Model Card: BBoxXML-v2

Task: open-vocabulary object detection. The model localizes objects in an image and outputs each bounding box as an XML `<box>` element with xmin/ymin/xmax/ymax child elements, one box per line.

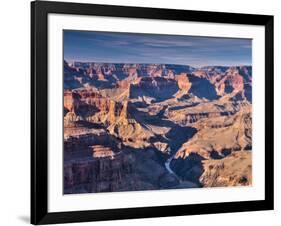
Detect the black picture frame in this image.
<box><xmin>31</xmin><ymin>0</ymin><xmax>274</xmax><ymax>224</ymax></box>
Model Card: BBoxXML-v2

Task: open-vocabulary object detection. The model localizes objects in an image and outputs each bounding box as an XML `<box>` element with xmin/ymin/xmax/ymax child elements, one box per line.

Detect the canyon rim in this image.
<box><xmin>63</xmin><ymin>30</ymin><xmax>252</xmax><ymax>194</ymax></box>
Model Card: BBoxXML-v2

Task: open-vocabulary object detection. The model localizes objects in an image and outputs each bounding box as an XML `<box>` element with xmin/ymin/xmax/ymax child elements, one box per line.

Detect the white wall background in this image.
<box><xmin>0</xmin><ymin>0</ymin><xmax>279</xmax><ymax>225</ymax></box>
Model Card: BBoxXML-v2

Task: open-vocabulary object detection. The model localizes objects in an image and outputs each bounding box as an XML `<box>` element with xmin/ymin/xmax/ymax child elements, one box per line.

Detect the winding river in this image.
<box><xmin>164</xmin><ymin>154</ymin><xmax>181</xmax><ymax>181</ymax></box>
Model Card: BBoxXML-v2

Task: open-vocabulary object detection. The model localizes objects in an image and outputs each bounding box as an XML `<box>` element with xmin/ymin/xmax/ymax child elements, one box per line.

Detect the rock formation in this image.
<box><xmin>200</xmin><ymin>151</ymin><xmax>252</xmax><ymax>187</ymax></box>
<box><xmin>63</xmin><ymin>60</ymin><xmax>252</xmax><ymax>194</ymax></box>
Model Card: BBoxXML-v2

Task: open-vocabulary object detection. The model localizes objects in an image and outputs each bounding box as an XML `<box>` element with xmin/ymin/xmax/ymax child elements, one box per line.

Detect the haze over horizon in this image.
<box><xmin>64</xmin><ymin>30</ymin><xmax>252</xmax><ymax>67</ymax></box>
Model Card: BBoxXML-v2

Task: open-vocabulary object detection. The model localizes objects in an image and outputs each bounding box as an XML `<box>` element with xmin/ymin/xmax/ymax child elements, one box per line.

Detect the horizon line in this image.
<box><xmin>64</xmin><ymin>59</ymin><xmax>252</xmax><ymax>68</ymax></box>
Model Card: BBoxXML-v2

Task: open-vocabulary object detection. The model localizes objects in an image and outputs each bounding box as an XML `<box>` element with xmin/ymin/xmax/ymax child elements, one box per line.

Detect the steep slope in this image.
<box><xmin>200</xmin><ymin>151</ymin><xmax>252</xmax><ymax>187</ymax></box>
<box><xmin>170</xmin><ymin>102</ymin><xmax>251</xmax><ymax>184</ymax></box>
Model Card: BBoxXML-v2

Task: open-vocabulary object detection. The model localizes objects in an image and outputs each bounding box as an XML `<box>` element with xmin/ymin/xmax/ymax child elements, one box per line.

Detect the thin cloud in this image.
<box><xmin>64</xmin><ymin>30</ymin><xmax>252</xmax><ymax>67</ymax></box>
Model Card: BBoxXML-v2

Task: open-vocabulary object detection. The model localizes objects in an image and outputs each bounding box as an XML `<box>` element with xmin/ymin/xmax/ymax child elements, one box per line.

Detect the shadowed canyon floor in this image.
<box><xmin>63</xmin><ymin>62</ymin><xmax>252</xmax><ymax>194</ymax></box>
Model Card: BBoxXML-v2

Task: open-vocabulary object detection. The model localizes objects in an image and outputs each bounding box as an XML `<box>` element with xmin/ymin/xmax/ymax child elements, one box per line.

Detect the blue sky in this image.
<box><xmin>64</xmin><ymin>30</ymin><xmax>252</xmax><ymax>67</ymax></box>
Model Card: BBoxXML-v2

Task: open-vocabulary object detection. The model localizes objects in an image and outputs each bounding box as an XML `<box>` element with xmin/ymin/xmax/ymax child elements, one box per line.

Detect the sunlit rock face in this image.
<box><xmin>64</xmin><ymin>61</ymin><xmax>252</xmax><ymax>194</ymax></box>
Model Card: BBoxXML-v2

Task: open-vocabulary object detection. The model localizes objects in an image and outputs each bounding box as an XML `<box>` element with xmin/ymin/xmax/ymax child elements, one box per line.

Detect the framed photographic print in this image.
<box><xmin>31</xmin><ymin>0</ymin><xmax>274</xmax><ymax>224</ymax></box>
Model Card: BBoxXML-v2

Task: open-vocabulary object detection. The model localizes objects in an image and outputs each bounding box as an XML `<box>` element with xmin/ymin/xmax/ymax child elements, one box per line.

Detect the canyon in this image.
<box><xmin>63</xmin><ymin>61</ymin><xmax>252</xmax><ymax>194</ymax></box>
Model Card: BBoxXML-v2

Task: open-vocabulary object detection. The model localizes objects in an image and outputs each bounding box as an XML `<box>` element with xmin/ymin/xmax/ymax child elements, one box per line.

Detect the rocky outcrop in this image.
<box><xmin>175</xmin><ymin>73</ymin><xmax>192</xmax><ymax>92</ymax></box>
<box><xmin>188</xmin><ymin>75</ymin><xmax>218</xmax><ymax>100</ymax></box>
<box><xmin>166</xmin><ymin>100</ymin><xmax>242</xmax><ymax>126</ymax></box>
<box><xmin>174</xmin><ymin>104</ymin><xmax>251</xmax><ymax>158</ymax></box>
<box><xmin>117</xmin><ymin>80</ymin><xmax>130</xmax><ymax>89</ymax></box>
<box><xmin>199</xmin><ymin>151</ymin><xmax>252</xmax><ymax>187</ymax></box>
<box><xmin>64</xmin><ymin>91</ymin><xmax>82</xmax><ymax>113</ymax></box>
<box><xmin>216</xmin><ymin>70</ymin><xmax>244</xmax><ymax>96</ymax></box>
<box><xmin>107</xmin><ymin>102</ymin><xmax>154</xmax><ymax>149</ymax></box>
<box><xmin>153</xmin><ymin>142</ymin><xmax>170</xmax><ymax>153</ymax></box>
<box><xmin>170</xmin><ymin>103</ymin><xmax>251</xmax><ymax>182</ymax></box>
<box><xmin>192</xmin><ymin>69</ymin><xmax>207</xmax><ymax>78</ymax></box>
<box><xmin>64</xmin><ymin>149</ymin><xmax>180</xmax><ymax>193</ymax></box>
<box><xmin>64</xmin><ymin>62</ymin><xmax>251</xmax><ymax>102</ymax></box>
<box><xmin>91</xmin><ymin>145</ymin><xmax>115</xmax><ymax>159</ymax></box>
<box><xmin>64</xmin><ymin>91</ymin><xmax>100</xmax><ymax>126</ymax></box>
<box><xmin>64</xmin><ymin>128</ymin><xmax>121</xmax><ymax>153</ymax></box>
<box><xmin>64</xmin><ymin>152</ymin><xmax>136</xmax><ymax>193</ymax></box>
<box><xmin>130</xmin><ymin>76</ymin><xmax>179</xmax><ymax>101</ymax></box>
